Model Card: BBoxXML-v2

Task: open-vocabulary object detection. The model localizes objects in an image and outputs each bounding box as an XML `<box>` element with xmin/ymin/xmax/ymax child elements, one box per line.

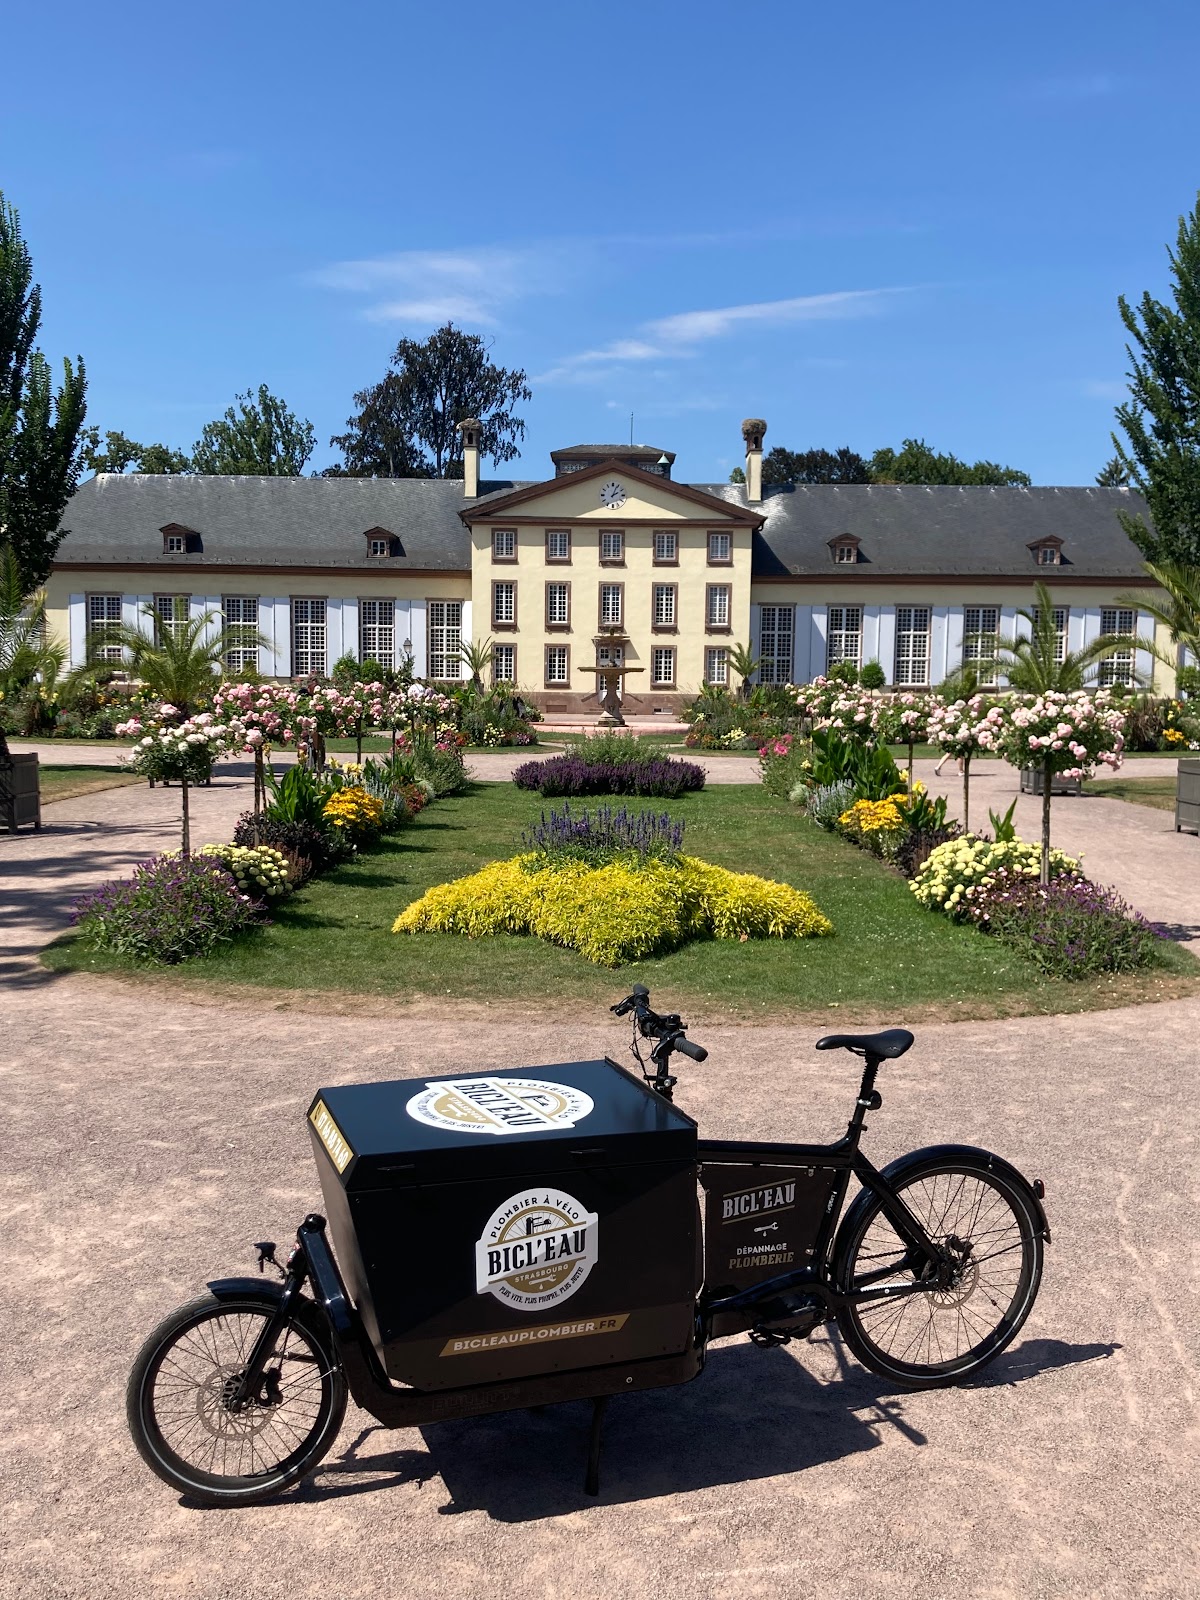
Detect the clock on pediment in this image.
<box><xmin>599</xmin><ymin>479</ymin><xmax>627</xmax><ymax>509</ymax></box>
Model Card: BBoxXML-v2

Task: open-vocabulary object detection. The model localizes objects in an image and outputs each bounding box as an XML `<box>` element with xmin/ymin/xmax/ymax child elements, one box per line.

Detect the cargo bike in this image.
<box><xmin>127</xmin><ymin>987</ymin><xmax>1050</xmax><ymax>1505</ymax></box>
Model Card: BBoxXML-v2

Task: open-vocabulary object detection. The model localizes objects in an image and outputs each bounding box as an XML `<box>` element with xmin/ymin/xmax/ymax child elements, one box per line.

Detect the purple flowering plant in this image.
<box><xmin>512</xmin><ymin>753</ymin><xmax>705</xmax><ymax>798</ymax></box>
<box><xmin>72</xmin><ymin>855</ymin><xmax>262</xmax><ymax>964</ymax></box>
<box><xmin>967</xmin><ymin>867</ymin><xmax>1162</xmax><ymax>979</ymax></box>
<box><xmin>521</xmin><ymin>803</ymin><xmax>685</xmax><ymax>866</ymax></box>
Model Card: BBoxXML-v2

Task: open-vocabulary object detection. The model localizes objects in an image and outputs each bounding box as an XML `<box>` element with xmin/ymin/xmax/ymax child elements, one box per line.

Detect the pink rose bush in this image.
<box><xmin>997</xmin><ymin>689</ymin><xmax>1125</xmax><ymax>782</ymax></box>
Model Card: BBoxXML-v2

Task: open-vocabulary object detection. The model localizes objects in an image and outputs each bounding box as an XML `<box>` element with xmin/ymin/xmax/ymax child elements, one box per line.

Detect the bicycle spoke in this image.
<box><xmin>846</xmin><ymin>1167</ymin><xmax>1037</xmax><ymax>1376</ymax></box>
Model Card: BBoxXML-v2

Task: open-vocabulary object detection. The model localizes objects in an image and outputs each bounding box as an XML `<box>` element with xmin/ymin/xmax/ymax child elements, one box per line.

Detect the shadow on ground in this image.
<box><xmin>265</xmin><ymin>1334</ymin><xmax>1119</xmax><ymax>1522</ymax></box>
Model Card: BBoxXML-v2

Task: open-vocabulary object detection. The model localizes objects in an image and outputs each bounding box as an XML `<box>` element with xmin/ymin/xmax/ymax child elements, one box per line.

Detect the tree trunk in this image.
<box><xmin>181</xmin><ymin>775</ymin><xmax>191</xmax><ymax>858</ymax></box>
<box><xmin>253</xmin><ymin>748</ymin><xmax>263</xmax><ymax>845</ymax></box>
<box><xmin>1041</xmin><ymin>757</ymin><xmax>1053</xmax><ymax>884</ymax></box>
<box><xmin>962</xmin><ymin>754</ymin><xmax>971</xmax><ymax>834</ymax></box>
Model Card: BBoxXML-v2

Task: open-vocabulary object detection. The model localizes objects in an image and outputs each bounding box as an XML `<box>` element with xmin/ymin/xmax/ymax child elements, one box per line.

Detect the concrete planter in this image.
<box><xmin>1176</xmin><ymin>758</ymin><xmax>1200</xmax><ymax>836</ymax></box>
<box><xmin>0</xmin><ymin>752</ymin><xmax>41</xmax><ymax>832</ymax></box>
<box><xmin>1020</xmin><ymin>766</ymin><xmax>1082</xmax><ymax>797</ymax></box>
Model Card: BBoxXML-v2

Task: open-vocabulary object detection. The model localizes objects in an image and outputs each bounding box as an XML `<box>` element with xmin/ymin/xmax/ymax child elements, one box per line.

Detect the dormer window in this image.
<box><xmin>1028</xmin><ymin>537</ymin><xmax>1064</xmax><ymax>567</ymax></box>
<box><xmin>363</xmin><ymin>526</ymin><xmax>398</xmax><ymax>558</ymax></box>
<box><xmin>160</xmin><ymin>522</ymin><xmax>200</xmax><ymax>554</ymax></box>
<box><xmin>829</xmin><ymin>535</ymin><xmax>861</xmax><ymax>565</ymax></box>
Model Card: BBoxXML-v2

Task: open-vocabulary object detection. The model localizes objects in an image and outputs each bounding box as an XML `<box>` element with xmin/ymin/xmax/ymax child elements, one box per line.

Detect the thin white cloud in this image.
<box><xmin>1079</xmin><ymin>379</ymin><xmax>1127</xmax><ymax>400</ymax></box>
<box><xmin>1025</xmin><ymin>72</ymin><xmax>1119</xmax><ymax>101</ymax></box>
<box><xmin>647</xmin><ymin>288</ymin><xmax>892</xmax><ymax>344</ymax></box>
<box><xmin>313</xmin><ymin>245</ymin><xmax>566</xmax><ymax>328</ymax></box>
<box><xmin>535</xmin><ymin>288</ymin><xmax>906</xmax><ymax>384</ymax></box>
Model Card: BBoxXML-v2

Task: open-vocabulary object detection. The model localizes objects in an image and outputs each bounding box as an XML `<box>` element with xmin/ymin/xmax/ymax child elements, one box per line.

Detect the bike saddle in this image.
<box><xmin>814</xmin><ymin>1028</ymin><xmax>914</xmax><ymax>1060</ymax></box>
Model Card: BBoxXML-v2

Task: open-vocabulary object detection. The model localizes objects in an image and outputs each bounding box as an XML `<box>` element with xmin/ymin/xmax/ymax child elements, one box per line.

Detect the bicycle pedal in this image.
<box><xmin>749</xmin><ymin>1326</ymin><xmax>794</xmax><ymax>1349</ymax></box>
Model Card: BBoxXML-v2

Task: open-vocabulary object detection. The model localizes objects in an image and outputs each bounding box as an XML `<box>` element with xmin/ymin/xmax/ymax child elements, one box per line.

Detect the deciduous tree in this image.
<box><xmin>764</xmin><ymin>446</ymin><xmax>871</xmax><ymax>484</ymax></box>
<box><xmin>191</xmin><ymin>386</ymin><xmax>315</xmax><ymax>475</ymax></box>
<box><xmin>869</xmin><ymin>438</ymin><xmax>1031</xmax><ymax>487</ymax></box>
<box><xmin>330</xmin><ymin>323</ymin><xmax>531</xmax><ymax>478</ymax></box>
<box><xmin>81</xmin><ymin>427</ymin><xmax>192</xmax><ymax>475</ymax></box>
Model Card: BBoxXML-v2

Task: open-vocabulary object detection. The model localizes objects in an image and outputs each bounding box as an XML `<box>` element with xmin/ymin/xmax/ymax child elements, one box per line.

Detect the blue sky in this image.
<box><xmin>5</xmin><ymin>0</ymin><xmax>1200</xmax><ymax>485</ymax></box>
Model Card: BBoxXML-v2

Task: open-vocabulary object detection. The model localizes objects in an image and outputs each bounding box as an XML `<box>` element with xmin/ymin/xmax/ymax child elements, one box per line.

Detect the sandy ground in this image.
<box><xmin>1</xmin><ymin>981</ymin><xmax>1198</xmax><ymax>1600</ymax></box>
<box><xmin>2</xmin><ymin>755</ymin><xmax>1199</xmax><ymax>1599</ymax></box>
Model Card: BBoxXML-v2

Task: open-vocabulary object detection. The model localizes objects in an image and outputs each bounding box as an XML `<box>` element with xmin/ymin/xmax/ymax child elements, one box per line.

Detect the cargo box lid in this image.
<box><xmin>308</xmin><ymin>1057</ymin><xmax>696</xmax><ymax>1190</ymax></box>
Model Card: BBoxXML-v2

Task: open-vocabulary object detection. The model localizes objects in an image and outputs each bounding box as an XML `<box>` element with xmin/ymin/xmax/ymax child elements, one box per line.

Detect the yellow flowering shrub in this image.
<box><xmin>393</xmin><ymin>853</ymin><xmax>832</xmax><ymax>966</ymax></box>
<box><xmin>323</xmin><ymin>785</ymin><xmax>384</xmax><ymax>838</ymax></box>
<box><xmin>679</xmin><ymin>858</ymin><xmax>832</xmax><ymax>941</ymax></box>
<box><xmin>910</xmin><ymin>836</ymin><xmax>1080</xmax><ymax>920</ymax></box>
<box><xmin>836</xmin><ymin>791</ymin><xmax>910</xmax><ymax>857</ymax></box>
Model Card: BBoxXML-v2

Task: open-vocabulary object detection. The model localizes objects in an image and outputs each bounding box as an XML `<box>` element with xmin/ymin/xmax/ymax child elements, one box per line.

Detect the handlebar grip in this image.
<box><xmin>676</xmin><ymin>1037</ymin><xmax>707</xmax><ymax>1062</ymax></box>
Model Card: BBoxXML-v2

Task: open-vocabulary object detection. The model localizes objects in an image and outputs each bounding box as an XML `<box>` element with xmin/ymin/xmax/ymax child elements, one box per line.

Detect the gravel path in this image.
<box><xmin>3</xmin><ymin>748</ymin><xmax>1200</xmax><ymax>1596</ymax></box>
<box><xmin>1</xmin><ymin>978</ymin><xmax>1198</xmax><ymax>1600</ymax></box>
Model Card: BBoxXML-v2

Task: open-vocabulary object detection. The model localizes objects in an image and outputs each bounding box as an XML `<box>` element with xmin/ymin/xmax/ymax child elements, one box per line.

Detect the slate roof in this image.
<box><xmin>55</xmin><ymin>473</ymin><xmax>1152</xmax><ymax>581</ymax></box>
<box><xmin>692</xmin><ymin>482</ymin><xmax>1151</xmax><ymax>579</ymax></box>
<box><xmin>54</xmin><ymin>473</ymin><xmax>519</xmax><ymax>570</ymax></box>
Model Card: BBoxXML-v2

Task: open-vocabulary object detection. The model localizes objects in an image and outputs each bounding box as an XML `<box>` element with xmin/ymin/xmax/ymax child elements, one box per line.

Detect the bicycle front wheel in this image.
<box><xmin>127</xmin><ymin>1292</ymin><xmax>347</xmax><ymax>1506</ymax></box>
<box><xmin>834</xmin><ymin>1154</ymin><xmax>1043</xmax><ymax>1388</ymax></box>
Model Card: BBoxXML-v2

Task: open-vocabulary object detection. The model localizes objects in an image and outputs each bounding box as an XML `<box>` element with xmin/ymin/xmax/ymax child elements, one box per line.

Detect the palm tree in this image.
<box><xmin>936</xmin><ymin>661</ymin><xmax>983</xmax><ymax>701</ymax></box>
<box><xmin>1115</xmin><ymin>559</ymin><xmax>1200</xmax><ymax>682</ymax></box>
<box><xmin>979</xmin><ymin>583</ymin><xmax>1130</xmax><ymax>693</ymax></box>
<box><xmin>0</xmin><ymin>544</ymin><xmax>66</xmax><ymax>699</ymax></box>
<box><xmin>980</xmin><ymin>583</ymin><xmax>1130</xmax><ymax>880</ymax></box>
<box><xmin>728</xmin><ymin>642</ymin><xmax>760</xmax><ymax>703</ymax></box>
<box><xmin>457</xmin><ymin>636</ymin><xmax>494</xmax><ymax>692</ymax></box>
<box><xmin>92</xmin><ymin>601</ymin><xmax>264</xmax><ymax>713</ymax></box>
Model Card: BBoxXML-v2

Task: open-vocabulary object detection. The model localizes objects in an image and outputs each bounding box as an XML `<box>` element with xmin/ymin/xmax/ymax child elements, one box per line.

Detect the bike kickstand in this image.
<box><xmin>584</xmin><ymin>1395</ymin><xmax>608</xmax><ymax>1497</ymax></box>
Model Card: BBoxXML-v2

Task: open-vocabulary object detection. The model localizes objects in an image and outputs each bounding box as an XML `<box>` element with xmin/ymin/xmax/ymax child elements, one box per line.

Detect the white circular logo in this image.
<box><xmin>405</xmin><ymin>1077</ymin><xmax>593</xmax><ymax>1138</ymax></box>
<box><xmin>475</xmin><ymin>1188</ymin><xmax>599</xmax><ymax>1311</ymax></box>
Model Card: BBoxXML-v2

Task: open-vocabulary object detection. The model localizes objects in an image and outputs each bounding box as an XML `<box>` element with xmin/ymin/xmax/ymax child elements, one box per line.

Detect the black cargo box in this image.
<box><xmin>307</xmin><ymin>1058</ymin><xmax>699</xmax><ymax>1390</ymax></box>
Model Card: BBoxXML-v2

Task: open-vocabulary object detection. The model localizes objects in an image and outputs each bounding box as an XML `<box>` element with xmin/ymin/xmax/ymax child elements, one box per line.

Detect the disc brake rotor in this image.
<box><xmin>194</xmin><ymin>1368</ymin><xmax>280</xmax><ymax>1437</ymax></box>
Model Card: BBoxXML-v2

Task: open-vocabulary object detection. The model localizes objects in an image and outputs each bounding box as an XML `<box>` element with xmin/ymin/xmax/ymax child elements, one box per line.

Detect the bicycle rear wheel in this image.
<box><xmin>127</xmin><ymin>1292</ymin><xmax>347</xmax><ymax>1506</ymax></box>
<box><xmin>834</xmin><ymin>1154</ymin><xmax>1043</xmax><ymax>1388</ymax></box>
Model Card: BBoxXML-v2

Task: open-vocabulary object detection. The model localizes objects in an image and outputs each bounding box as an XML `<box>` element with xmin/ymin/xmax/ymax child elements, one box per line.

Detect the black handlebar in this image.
<box><xmin>611</xmin><ymin>987</ymin><xmax>706</xmax><ymax>1089</ymax></box>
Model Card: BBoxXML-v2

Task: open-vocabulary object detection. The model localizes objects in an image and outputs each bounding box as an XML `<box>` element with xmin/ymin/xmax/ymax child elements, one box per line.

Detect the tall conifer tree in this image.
<box><xmin>0</xmin><ymin>192</ymin><xmax>88</xmax><ymax>591</ymax></box>
<box><xmin>1113</xmin><ymin>194</ymin><xmax>1200</xmax><ymax>564</ymax></box>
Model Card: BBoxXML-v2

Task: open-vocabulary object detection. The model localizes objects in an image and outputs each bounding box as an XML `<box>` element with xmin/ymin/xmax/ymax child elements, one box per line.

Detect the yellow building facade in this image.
<box><xmin>43</xmin><ymin>418</ymin><xmax>1174</xmax><ymax>706</ymax></box>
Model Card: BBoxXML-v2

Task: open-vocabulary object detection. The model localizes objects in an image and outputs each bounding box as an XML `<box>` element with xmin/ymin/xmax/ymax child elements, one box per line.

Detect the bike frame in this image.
<box><xmin>221</xmin><ymin>1046</ymin><xmax>950</xmax><ymax>1427</ymax></box>
<box><xmin>699</xmin><ymin>1049</ymin><xmax>946</xmax><ymax>1334</ymax></box>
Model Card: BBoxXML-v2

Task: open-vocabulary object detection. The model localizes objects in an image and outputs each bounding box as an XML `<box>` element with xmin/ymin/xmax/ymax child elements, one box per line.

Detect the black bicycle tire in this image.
<box><xmin>126</xmin><ymin>1292</ymin><xmax>347</xmax><ymax>1506</ymax></box>
<box><xmin>833</xmin><ymin>1154</ymin><xmax>1043</xmax><ymax>1389</ymax></box>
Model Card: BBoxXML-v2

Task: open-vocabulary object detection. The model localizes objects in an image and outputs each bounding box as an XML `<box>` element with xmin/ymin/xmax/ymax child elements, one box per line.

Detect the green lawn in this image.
<box><xmin>43</xmin><ymin>783</ymin><xmax>1198</xmax><ymax>1019</ymax></box>
<box><xmin>39</xmin><ymin>764</ymin><xmax>143</xmax><ymax>802</ymax></box>
<box><xmin>1085</xmin><ymin>775</ymin><xmax>1177</xmax><ymax>812</ymax></box>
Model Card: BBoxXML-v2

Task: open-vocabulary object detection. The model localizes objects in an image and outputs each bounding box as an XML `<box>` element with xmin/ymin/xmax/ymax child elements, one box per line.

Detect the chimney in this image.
<box><xmin>742</xmin><ymin>417</ymin><xmax>766</xmax><ymax>503</ymax></box>
<box><xmin>457</xmin><ymin>417</ymin><xmax>481</xmax><ymax>497</ymax></box>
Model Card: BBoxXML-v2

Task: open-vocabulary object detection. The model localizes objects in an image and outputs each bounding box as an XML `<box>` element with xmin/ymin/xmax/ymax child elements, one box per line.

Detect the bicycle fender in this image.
<box><xmin>833</xmin><ymin>1142</ymin><xmax>1051</xmax><ymax>1284</ymax></box>
<box><xmin>205</xmin><ymin>1276</ymin><xmax>285</xmax><ymax>1302</ymax></box>
<box><xmin>203</xmin><ymin>1276</ymin><xmax>340</xmax><ymax>1339</ymax></box>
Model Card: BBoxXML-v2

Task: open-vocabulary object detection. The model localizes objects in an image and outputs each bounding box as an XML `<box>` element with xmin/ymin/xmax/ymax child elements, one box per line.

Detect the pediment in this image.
<box><xmin>462</xmin><ymin>458</ymin><xmax>762</xmax><ymax>526</ymax></box>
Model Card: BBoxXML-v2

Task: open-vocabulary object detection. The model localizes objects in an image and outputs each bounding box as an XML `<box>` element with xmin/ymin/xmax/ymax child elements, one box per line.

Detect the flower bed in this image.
<box><xmin>395</xmin><ymin>801</ymin><xmax>829</xmax><ymax>966</ymax></box>
<box><xmin>73</xmin><ymin>856</ymin><xmax>262</xmax><ymax>963</ymax></box>
<box><xmin>394</xmin><ymin>852</ymin><xmax>831</xmax><ymax>966</ymax></box>
<box><xmin>513</xmin><ymin>753</ymin><xmax>705</xmax><ymax>798</ymax></box>
<box><xmin>910</xmin><ymin>836</ymin><xmax>1080</xmax><ymax>920</ymax></box>
<box><xmin>194</xmin><ymin>843</ymin><xmax>294</xmax><ymax>900</ymax></box>
<box><xmin>966</xmin><ymin>870</ymin><xmax>1163</xmax><ymax>978</ymax></box>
